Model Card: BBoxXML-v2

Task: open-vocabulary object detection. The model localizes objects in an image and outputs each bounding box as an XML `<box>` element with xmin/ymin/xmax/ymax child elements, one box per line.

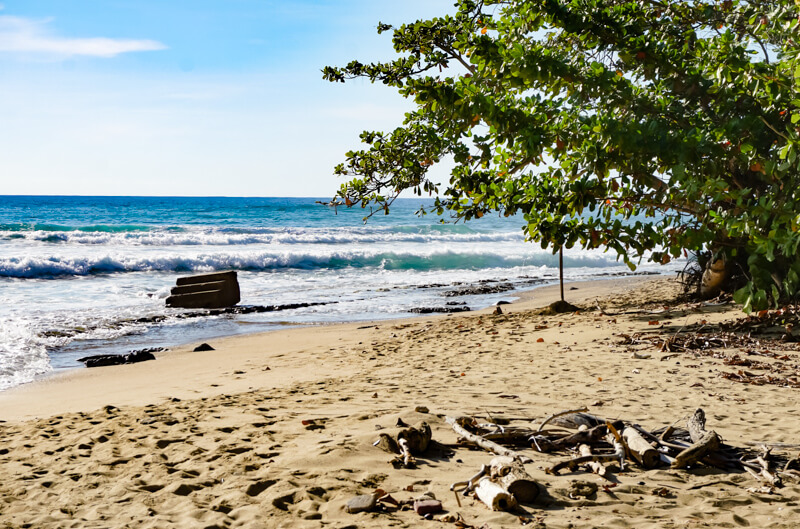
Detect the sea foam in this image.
<box><xmin>0</xmin><ymin>249</ymin><xmax>618</xmax><ymax>279</ymax></box>
<box><xmin>1</xmin><ymin>225</ymin><xmax>525</xmax><ymax>247</ymax></box>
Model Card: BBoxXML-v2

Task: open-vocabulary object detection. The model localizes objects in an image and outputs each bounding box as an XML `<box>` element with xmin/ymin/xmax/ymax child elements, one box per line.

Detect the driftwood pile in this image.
<box><xmin>356</xmin><ymin>407</ymin><xmax>798</xmax><ymax>520</ymax></box>
<box><xmin>445</xmin><ymin>407</ymin><xmax>798</xmax><ymax>510</ymax></box>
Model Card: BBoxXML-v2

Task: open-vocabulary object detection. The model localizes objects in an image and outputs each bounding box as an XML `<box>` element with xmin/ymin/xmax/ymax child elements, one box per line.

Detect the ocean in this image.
<box><xmin>0</xmin><ymin>195</ymin><xmax>679</xmax><ymax>390</ymax></box>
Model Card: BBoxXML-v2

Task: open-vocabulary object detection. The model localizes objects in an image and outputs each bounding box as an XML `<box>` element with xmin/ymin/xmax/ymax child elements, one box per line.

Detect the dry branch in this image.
<box><xmin>446</xmin><ymin>416</ymin><xmax>533</xmax><ymax>463</ymax></box>
<box><xmin>549</xmin><ymin>420</ymin><xmax>624</xmax><ymax>451</ymax></box>
<box><xmin>547</xmin><ymin>434</ymin><xmax>625</xmax><ymax>475</ymax></box>
<box><xmin>537</xmin><ymin>407</ymin><xmax>589</xmax><ymax>432</ymax></box>
<box><xmin>578</xmin><ymin>444</ymin><xmax>607</xmax><ymax>476</ymax></box>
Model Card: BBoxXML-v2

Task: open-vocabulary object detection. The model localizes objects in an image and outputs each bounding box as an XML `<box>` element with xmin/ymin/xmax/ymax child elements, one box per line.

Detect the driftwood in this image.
<box><xmin>547</xmin><ymin>431</ymin><xmax>626</xmax><ymax>475</ymax></box>
<box><xmin>606</xmin><ymin>431</ymin><xmax>627</xmax><ymax>471</ymax></box>
<box><xmin>446</xmin><ymin>416</ymin><xmax>533</xmax><ymax>463</ymax></box>
<box><xmin>548</xmin><ymin>420</ymin><xmax>624</xmax><ymax>451</ymax></box>
<box><xmin>373</xmin><ymin>422</ymin><xmax>432</xmax><ymax>468</ymax></box>
<box><xmin>450</xmin><ymin>465</ymin><xmax>488</xmax><ymax>497</ymax></box>
<box><xmin>476</xmin><ymin>423</ymin><xmax>546</xmax><ymax>444</ymax></box>
<box><xmin>537</xmin><ymin>407</ymin><xmax>589</xmax><ymax>432</ymax></box>
<box><xmin>623</xmin><ymin>427</ymin><xmax>661</xmax><ymax>469</ymax></box>
<box><xmin>450</xmin><ymin>457</ymin><xmax>537</xmax><ymax>511</ymax></box>
<box><xmin>488</xmin><ymin>456</ymin><xmax>539</xmax><ymax>503</ymax></box>
<box><xmin>756</xmin><ymin>453</ymin><xmax>782</xmax><ymax>486</ymax></box>
<box><xmin>578</xmin><ymin>444</ymin><xmax>607</xmax><ymax>476</ymax></box>
<box><xmin>546</xmin><ymin>411</ymin><xmax>606</xmax><ymax>430</ymax></box>
<box><xmin>475</xmin><ymin>477</ymin><xmax>518</xmax><ymax>511</ymax></box>
<box><xmin>445</xmin><ymin>407</ymin><xmax>787</xmax><ymax>497</ymax></box>
<box><xmin>671</xmin><ymin>409</ymin><xmax>722</xmax><ymax>469</ymax></box>
<box><xmin>398</xmin><ymin>422</ymin><xmax>431</xmax><ymax>452</ymax></box>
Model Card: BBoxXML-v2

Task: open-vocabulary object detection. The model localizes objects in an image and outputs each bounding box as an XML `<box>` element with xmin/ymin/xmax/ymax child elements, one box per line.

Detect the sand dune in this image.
<box><xmin>2</xmin><ymin>277</ymin><xmax>800</xmax><ymax>528</ymax></box>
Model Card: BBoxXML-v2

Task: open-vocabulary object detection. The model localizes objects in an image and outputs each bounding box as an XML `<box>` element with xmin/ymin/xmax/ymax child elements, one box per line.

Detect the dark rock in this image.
<box><xmin>535</xmin><ymin>300</ymin><xmax>581</xmax><ymax>315</ymax></box>
<box><xmin>77</xmin><ymin>348</ymin><xmax>161</xmax><ymax>368</ymax></box>
<box><xmin>518</xmin><ymin>278</ymin><xmax>548</xmax><ymax>286</ymax></box>
<box><xmin>414</xmin><ymin>283</ymin><xmax>448</xmax><ymax>289</ymax></box>
<box><xmin>47</xmin><ymin>302</ymin><xmax>336</xmax><ymax>341</ymax></box>
<box><xmin>193</xmin><ymin>343</ymin><xmax>215</xmax><ymax>352</ymax></box>
<box><xmin>443</xmin><ymin>282</ymin><xmax>514</xmax><ymax>297</ymax></box>
<box><xmin>166</xmin><ymin>271</ymin><xmax>240</xmax><ymax>309</ymax></box>
<box><xmin>409</xmin><ymin>306</ymin><xmax>471</xmax><ymax>314</ymax></box>
<box><xmin>221</xmin><ymin>302</ymin><xmax>329</xmax><ymax>315</ymax></box>
<box><xmin>173</xmin><ymin>270</ymin><xmax>233</xmax><ymax>287</ymax></box>
<box><xmin>166</xmin><ymin>289</ymin><xmax>239</xmax><ymax>309</ymax></box>
<box><xmin>496</xmin><ymin>300</ymin><xmax>511</xmax><ymax>305</ymax></box>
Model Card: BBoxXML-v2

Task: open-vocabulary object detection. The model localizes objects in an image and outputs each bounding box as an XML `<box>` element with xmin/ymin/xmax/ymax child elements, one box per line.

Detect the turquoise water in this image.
<box><xmin>0</xmin><ymin>195</ymin><xmax>675</xmax><ymax>389</ymax></box>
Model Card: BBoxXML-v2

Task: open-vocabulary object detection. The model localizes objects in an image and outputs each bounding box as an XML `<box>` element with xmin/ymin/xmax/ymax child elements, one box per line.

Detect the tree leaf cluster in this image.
<box><xmin>324</xmin><ymin>0</ymin><xmax>800</xmax><ymax>311</ymax></box>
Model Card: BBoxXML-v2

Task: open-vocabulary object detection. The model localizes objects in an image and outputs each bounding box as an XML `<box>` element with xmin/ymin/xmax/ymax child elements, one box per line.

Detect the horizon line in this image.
<box><xmin>0</xmin><ymin>194</ymin><xmax>434</xmax><ymax>200</ymax></box>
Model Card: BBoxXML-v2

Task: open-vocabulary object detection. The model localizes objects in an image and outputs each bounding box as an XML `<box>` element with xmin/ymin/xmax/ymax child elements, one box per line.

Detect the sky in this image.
<box><xmin>0</xmin><ymin>0</ymin><xmax>455</xmax><ymax>197</ymax></box>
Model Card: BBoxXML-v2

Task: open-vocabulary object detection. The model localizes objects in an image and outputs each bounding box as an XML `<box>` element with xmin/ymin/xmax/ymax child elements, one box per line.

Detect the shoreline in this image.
<box><xmin>5</xmin><ymin>275</ymin><xmax>800</xmax><ymax>528</ymax></box>
<box><xmin>1</xmin><ymin>275</ymin><xmax>657</xmax><ymax>422</ymax></box>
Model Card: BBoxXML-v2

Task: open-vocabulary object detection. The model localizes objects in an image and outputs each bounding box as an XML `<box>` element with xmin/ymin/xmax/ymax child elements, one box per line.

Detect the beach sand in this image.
<box><xmin>2</xmin><ymin>276</ymin><xmax>799</xmax><ymax>528</ymax></box>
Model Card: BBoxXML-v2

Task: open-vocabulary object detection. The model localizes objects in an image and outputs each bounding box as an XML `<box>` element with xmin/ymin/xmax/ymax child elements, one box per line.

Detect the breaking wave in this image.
<box><xmin>0</xmin><ymin>225</ymin><xmax>524</xmax><ymax>246</ymax></box>
<box><xmin>0</xmin><ymin>250</ymin><xmax>617</xmax><ymax>279</ymax></box>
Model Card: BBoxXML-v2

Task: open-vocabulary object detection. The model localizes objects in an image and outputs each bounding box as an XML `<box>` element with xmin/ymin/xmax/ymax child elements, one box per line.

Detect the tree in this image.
<box><xmin>323</xmin><ymin>0</ymin><xmax>800</xmax><ymax>312</ymax></box>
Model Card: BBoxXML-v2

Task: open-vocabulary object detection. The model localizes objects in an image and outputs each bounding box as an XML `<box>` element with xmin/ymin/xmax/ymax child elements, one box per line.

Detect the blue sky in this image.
<box><xmin>0</xmin><ymin>1</ymin><xmax>454</xmax><ymax>196</ymax></box>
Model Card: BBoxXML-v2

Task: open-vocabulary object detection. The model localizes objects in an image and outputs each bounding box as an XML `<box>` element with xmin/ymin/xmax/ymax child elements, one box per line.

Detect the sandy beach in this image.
<box><xmin>2</xmin><ymin>276</ymin><xmax>799</xmax><ymax>528</ymax></box>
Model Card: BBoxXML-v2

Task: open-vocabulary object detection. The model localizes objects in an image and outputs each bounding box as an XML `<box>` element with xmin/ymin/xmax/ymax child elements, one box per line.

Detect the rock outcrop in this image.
<box><xmin>77</xmin><ymin>347</ymin><xmax>162</xmax><ymax>368</ymax></box>
<box><xmin>166</xmin><ymin>271</ymin><xmax>241</xmax><ymax>309</ymax></box>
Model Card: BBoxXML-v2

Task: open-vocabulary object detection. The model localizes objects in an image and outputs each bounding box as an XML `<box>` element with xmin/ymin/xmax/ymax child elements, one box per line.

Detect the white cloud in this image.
<box><xmin>0</xmin><ymin>15</ymin><xmax>166</xmax><ymax>58</ymax></box>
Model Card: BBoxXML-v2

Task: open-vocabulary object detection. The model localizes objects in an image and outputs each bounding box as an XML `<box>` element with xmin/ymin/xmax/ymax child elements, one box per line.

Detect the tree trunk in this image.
<box><xmin>700</xmin><ymin>258</ymin><xmax>728</xmax><ymax>299</ymax></box>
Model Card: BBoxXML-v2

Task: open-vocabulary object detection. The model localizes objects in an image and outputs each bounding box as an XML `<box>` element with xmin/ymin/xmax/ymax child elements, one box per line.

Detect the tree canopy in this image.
<box><xmin>323</xmin><ymin>0</ymin><xmax>800</xmax><ymax>312</ymax></box>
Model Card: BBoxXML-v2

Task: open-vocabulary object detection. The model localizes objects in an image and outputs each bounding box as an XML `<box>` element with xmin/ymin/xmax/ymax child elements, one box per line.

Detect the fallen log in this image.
<box><xmin>474</xmin><ymin>477</ymin><xmax>518</xmax><ymax>511</ymax></box>
<box><xmin>446</xmin><ymin>416</ymin><xmax>532</xmax><ymax>463</ymax></box>
<box><xmin>622</xmin><ymin>426</ymin><xmax>661</xmax><ymax>469</ymax></box>
<box><xmin>488</xmin><ymin>456</ymin><xmax>539</xmax><ymax>503</ymax></box>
